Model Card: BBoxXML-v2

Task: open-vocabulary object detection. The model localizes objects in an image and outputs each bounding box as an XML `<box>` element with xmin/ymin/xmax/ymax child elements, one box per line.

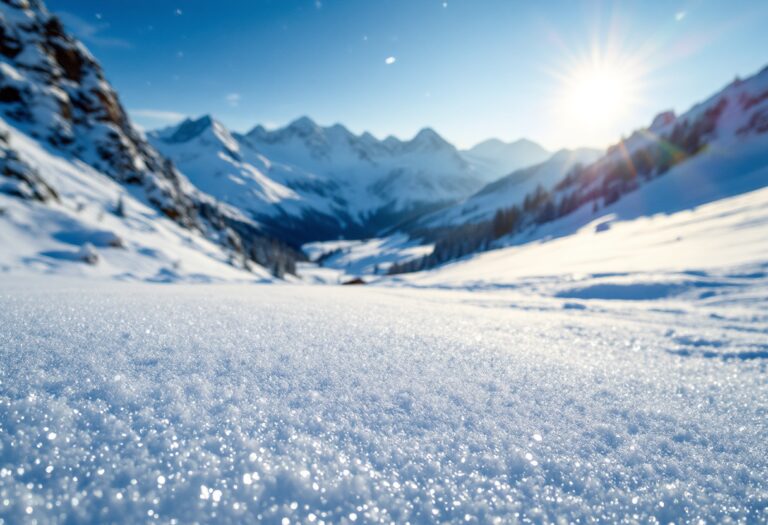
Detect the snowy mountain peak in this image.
<box><xmin>286</xmin><ymin>116</ymin><xmax>321</xmax><ymax>136</ymax></box>
<box><xmin>382</xmin><ymin>135</ymin><xmax>402</xmax><ymax>148</ymax></box>
<box><xmin>154</xmin><ymin>115</ymin><xmax>240</xmax><ymax>156</ymax></box>
<box><xmin>466</xmin><ymin>137</ymin><xmax>548</xmax><ymax>158</ymax></box>
<box><xmin>649</xmin><ymin>111</ymin><xmax>676</xmax><ymax>132</ymax></box>
<box><xmin>461</xmin><ymin>137</ymin><xmax>551</xmax><ymax>181</ymax></box>
<box><xmin>407</xmin><ymin>127</ymin><xmax>452</xmax><ymax>151</ymax></box>
<box><xmin>161</xmin><ymin>115</ymin><xmax>215</xmax><ymax>142</ymax></box>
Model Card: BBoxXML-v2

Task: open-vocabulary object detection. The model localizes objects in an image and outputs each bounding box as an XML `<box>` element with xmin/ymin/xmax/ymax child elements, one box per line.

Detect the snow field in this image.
<box><xmin>0</xmin><ymin>279</ymin><xmax>766</xmax><ymax>523</ymax></box>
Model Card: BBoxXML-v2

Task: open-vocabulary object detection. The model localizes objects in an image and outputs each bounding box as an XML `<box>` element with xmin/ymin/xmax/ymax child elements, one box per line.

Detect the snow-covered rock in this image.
<box><xmin>0</xmin><ymin>0</ymin><xmax>301</xmax><ymax>276</ymax></box>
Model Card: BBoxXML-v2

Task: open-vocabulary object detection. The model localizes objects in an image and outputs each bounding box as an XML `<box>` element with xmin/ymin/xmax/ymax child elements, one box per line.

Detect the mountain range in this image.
<box><xmin>1</xmin><ymin>0</ymin><xmax>767</xmax><ymax>282</ymax></box>
<box><xmin>149</xmin><ymin>115</ymin><xmax>554</xmax><ymax>244</ymax></box>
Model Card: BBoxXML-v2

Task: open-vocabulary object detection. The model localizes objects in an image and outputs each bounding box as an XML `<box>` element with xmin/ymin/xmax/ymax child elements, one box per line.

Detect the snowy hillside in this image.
<box><xmin>393</xmin><ymin>180</ymin><xmax>768</xmax><ymax>295</ymax></box>
<box><xmin>0</xmin><ymin>118</ymin><xmax>269</xmax><ymax>282</ymax></box>
<box><xmin>461</xmin><ymin>137</ymin><xmax>551</xmax><ymax>180</ymax></box>
<box><xmin>423</xmin><ymin>147</ymin><xmax>602</xmax><ymax>227</ymax></box>
<box><xmin>0</xmin><ymin>0</ymin><xmax>299</xmax><ymax>277</ymax></box>
<box><xmin>394</xmin><ymin>65</ymin><xmax>768</xmax><ymax>273</ymax></box>
<box><xmin>153</xmin><ymin>115</ymin><xmax>511</xmax><ymax>242</ymax></box>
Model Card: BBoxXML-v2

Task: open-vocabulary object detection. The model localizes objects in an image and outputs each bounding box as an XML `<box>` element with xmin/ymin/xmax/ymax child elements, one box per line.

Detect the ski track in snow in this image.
<box><xmin>0</xmin><ymin>278</ymin><xmax>766</xmax><ymax>524</ymax></box>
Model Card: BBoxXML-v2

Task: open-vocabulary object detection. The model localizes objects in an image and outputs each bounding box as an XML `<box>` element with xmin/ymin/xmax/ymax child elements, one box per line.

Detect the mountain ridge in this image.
<box><xmin>151</xmin><ymin>114</ymin><xmax>518</xmax><ymax>243</ymax></box>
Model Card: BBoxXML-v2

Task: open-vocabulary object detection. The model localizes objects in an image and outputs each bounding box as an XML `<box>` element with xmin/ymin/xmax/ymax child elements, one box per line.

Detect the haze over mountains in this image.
<box><xmin>461</xmin><ymin>138</ymin><xmax>552</xmax><ymax>180</ymax></box>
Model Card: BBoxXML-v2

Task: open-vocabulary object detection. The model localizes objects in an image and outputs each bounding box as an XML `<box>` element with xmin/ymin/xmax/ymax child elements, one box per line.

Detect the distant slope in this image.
<box><xmin>393</xmin><ymin>178</ymin><xmax>768</xmax><ymax>293</ymax></box>
<box><xmin>391</xmin><ymin>64</ymin><xmax>768</xmax><ymax>273</ymax></box>
<box><xmin>423</xmin><ymin>147</ymin><xmax>602</xmax><ymax>227</ymax></box>
<box><xmin>461</xmin><ymin>138</ymin><xmax>551</xmax><ymax>181</ymax></box>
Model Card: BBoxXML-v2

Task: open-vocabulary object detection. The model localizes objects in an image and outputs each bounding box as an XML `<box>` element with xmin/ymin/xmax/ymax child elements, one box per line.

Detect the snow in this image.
<box><xmin>149</xmin><ymin>116</ymin><xmax>326</xmax><ymax>218</ymax></box>
<box><xmin>460</xmin><ymin>138</ymin><xmax>551</xmax><ymax>181</ymax></box>
<box><xmin>156</xmin><ymin>116</ymin><xmax>489</xmax><ymax>222</ymax></box>
<box><xmin>2</xmin><ymin>145</ymin><xmax>766</xmax><ymax>521</ymax></box>
<box><xmin>0</xmin><ymin>5</ymin><xmax>766</xmax><ymax>521</ymax></box>
<box><xmin>151</xmin><ymin>116</ymin><xmax>496</xmax><ymax>239</ymax></box>
<box><xmin>427</xmin><ymin>147</ymin><xmax>603</xmax><ymax>227</ymax></box>
<box><xmin>301</xmin><ymin>234</ymin><xmax>433</xmax><ymax>282</ymax></box>
<box><xmin>0</xmin><ymin>271</ymin><xmax>765</xmax><ymax>523</ymax></box>
<box><xmin>393</xmin><ymin>183</ymin><xmax>768</xmax><ymax>297</ymax></box>
<box><xmin>0</xmin><ymin>118</ymin><xmax>267</xmax><ymax>283</ymax></box>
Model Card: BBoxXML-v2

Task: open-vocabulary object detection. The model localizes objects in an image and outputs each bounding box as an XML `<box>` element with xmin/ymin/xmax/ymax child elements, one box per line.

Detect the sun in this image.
<box><xmin>561</xmin><ymin>62</ymin><xmax>636</xmax><ymax>127</ymax></box>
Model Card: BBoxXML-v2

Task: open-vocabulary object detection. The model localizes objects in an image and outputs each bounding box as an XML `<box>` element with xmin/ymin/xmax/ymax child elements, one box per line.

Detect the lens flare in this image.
<box><xmin>562</xmin><ymin>63</ymin><xmax>635</xmax><ymax>125</ymax></box>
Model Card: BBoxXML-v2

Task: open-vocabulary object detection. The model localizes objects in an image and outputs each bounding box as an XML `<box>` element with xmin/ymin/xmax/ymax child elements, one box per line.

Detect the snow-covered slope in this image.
<box><xmin>148</xmin><ymin>116</ymin><xmax>348</xmax><ymax>239</ymax></box>
<box><xmin>153</xmin><ymin>116</ymin><xmax>499</xmax><ymax>242</ymax></box>
<box><xmin>424</xmin><ymin>147</ymin><xmax>602</xmax><ymax>227</ymax></box>
<box><xmin>461</xmin><ymin>137</ymin><xmax>551</xmax><ymax>181</ymax></box>
<box><xmin>395</xmin><ymin>64</ymin><xmax>768</xmax><ymax>273</ymax></box>
<box><xmin>0</xmin><ymin>0</ymin><xmax>299</xmax><ymax>277</ymax></box>
<box><xmin>0</xmin><ymin>118</ymin><xmax>268</xmax><ymax>282</ymax></box>
<box><xmin>551</xmin><ymin>65</ymin><xmax>768</xmax><ymax>217</ymax></box>
<box><xmin>393</xmin><ymin>179</ymin><xmax>768</xmax><ymax>295</ymax></box>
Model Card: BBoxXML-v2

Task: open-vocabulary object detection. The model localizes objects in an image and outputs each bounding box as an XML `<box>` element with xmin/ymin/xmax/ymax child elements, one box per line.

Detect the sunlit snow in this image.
<box><xmin>0</xmin><ymin>275</ymin><xmax>765</xmax><ymax>523</ymax></box>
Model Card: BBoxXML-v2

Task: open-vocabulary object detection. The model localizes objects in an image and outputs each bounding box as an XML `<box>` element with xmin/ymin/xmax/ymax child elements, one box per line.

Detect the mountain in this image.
<box><xmin>461</xmin><ymin>138</ymin><xmax>551</xmax><ymax>181</ymax></box>
<box><xmin>0</xmin><ymin>0</ymin><xmax>299</xmax><ymax>279</ymax></box>
<box><xmin>391</xmin><ymin>64</ymin><xmax>768</xmax><ymax>273</ymax></box>
<box><xmin>148</xmin><ymin>115</ymin><xmax>351</xmax><ymax>243</ymax></box>
<box><xmin>152</xmin><ymin>116</ymin><xmax>494</xmax><ymax>243</ymax></box>
<box><xmin>421</xmin><ymin>147</ymin><xmax>602</xmax><ymax>228</ymax></box>
<box><xmin>242</xmin><ymin>118</ymin><xmax>486</xmax><ymax>214</ymax></box>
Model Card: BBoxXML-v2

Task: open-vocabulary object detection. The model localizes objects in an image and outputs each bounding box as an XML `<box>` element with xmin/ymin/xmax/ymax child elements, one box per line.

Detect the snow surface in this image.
<box><xmin>0</xmin><ymin>270</ymin><xmax>766</xmax><ymax>524</ymax></box>
<box><xmin>1</xmin><ymin>169</ymin><xmax>767</xmax><ymax>523</ymax></box>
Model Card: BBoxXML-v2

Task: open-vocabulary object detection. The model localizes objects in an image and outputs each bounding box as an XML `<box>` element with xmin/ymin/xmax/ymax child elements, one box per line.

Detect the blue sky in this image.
<box><xmin>48</xmin><ymin>0</ymin><xmax>768</xmax><ymax>150</ymax></box>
